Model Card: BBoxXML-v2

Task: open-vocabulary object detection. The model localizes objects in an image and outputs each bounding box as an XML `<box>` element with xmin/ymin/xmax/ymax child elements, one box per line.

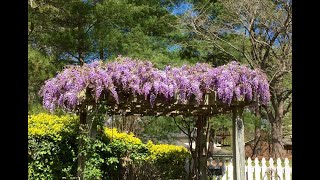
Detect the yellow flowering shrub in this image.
<box><xmin>28</xmin><ymin>113</ymin><xmax>79</xmax><ymax>179</ymax></box>
<box><xmin>103</xmin><ymin>129</ymin><xmax>190</xmax><ymax>179</ymax></box>
<box><xmin>146</xmin><ymin>140</ymin><xmax>190</xmax><ymax>179</ymax></box>
<box><xmin>147</xmin><ymin>140</ymin><xmax>189</xmax><ymax>160</ymax></box>
<box><xmin>28</xmin><ymin>113</ymin><xmax>78</xmax><ymax>140</ymax></box>
<box><xmin>104</xmin><ymin>128</ymin><xmax>142</xmax><ymax>145</ymax></box>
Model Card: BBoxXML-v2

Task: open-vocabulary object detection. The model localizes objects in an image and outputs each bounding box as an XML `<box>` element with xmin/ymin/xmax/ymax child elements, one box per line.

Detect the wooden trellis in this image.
<box><xmin>80</xmin><ymin>89</ymin><xmax>253</xmax><ymax>180</ymax></box>
<box><xmin>40</xmin><ymin>58</ymin><xmax>270</xmax><ymax>180</ymax></box>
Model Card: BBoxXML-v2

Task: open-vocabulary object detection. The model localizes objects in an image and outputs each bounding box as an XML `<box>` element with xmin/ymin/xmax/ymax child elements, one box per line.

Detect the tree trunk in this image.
<box><xmin>265</xmin><ymin>97</ymin><xmax>285</xmax><ymax>159</ymax></box>
<box><xmin>251</xmin><ymin>127</ymin><xmax>261</xmax><ymax>158</ymax></box>
<box><xmin>99</xmin><ymin>47</ymin><xmax>104</xmax><ymax>60</ymax></box>
<box><xmin>78</xmin><ymin>20</ymin><xmax>85</xmax><ymax>66</ymax></box>
<box><xmin>271</xmin><ymin>119</ymin><xmax>284</xmax><ymax>159</ymax></box>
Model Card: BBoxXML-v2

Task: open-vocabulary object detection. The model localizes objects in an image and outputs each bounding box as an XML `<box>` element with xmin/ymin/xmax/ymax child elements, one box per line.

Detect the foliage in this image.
<box><xmin>105</xmin><ymin>128</ymin><xmax>143</xmax><ymax>146</ymax></box>
<box><xmin>40</xmin><ymin>56</ymin><xmax>270</xmax><ymax>112</ymax></box>
<box><xmin>28</xmin><ymin>47</ymin><xmax>64</xmax><ymax>107</ymax></box>
<box><xmin>28</xmin><ymin>112</ymin><xmax>191</xmax><ymax>179</ymax></box>
<box><xmin>28</xmin><ymin>113</ymin><xmax>78</xmax><ymax>140</ymax></box>
<box><xmin>146</xmin><ymin>140</ymin><xmax>190</xmax><ymax>179</ymax></box>
<box><xmin>28</xmin><ymin>0</ymin><xmax>182</xmax><ymax>65</ymax></box>
<box><xmin>242</xmin><ymin>109</ymin><xmax>261</xmax><ymax>140</ymax></box>
<box><xmin>103</xmin><ymin>128</ymin><xmax>149</xmax><ymax>179</ymax></box>
<box><xmin>147</xmin><ymin>140</ymin><xmax>190</xmax><ymax>160</ymax></box>
<box><xmin>28</xmin><ymin>113</ymin><xmax>79</xmax><ymax>179</ymax></box>
<box><xmin>282</xmin><ymin>111</ymin><xmax>292</xmax><ymax>137</ymax></box>
<box><xmin>103</xmin><ymin>128</ymin><xmax>190</xmax><ymax>179</ymax></box>
<box><xmin>180</xmin><ymin>0</ymin><xmax>292</xmax><ymax>158</ymax></box>
<box><xmin>27</xmin><ymin>112</ymin><xmax>111</xmax><ymax>179</ymax></box>
<box><xmin>139</xmin><ymin>116</ymin><xmax>181</xmax><ymax>143</ymax></box>
<box><xmin>81</xmin><ymin>133</ymin><xmax>111</xmax><ymax>179</ymax></box>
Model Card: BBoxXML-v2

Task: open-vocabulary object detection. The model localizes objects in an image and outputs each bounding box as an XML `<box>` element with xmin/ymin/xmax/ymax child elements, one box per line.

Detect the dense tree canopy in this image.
<box><xmin>28</xmin><ymin>47</ymin><xmax>65</xmax><ymax>106</ymax></box>
<box><xmin>28</xmin><ymin>0</ymin><xmax>187</xmax><ymax>67</ymax></box>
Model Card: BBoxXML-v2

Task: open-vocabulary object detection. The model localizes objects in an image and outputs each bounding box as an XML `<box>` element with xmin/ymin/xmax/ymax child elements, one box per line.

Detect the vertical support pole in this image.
<box><xmin>196</xmin><ymin>116</ymin><xmax>208</xmax><ymax>180</ymax></box>
<box><xmin>77</xmin><ymin>88</ymin><xmax>92</xmax><ymax>180</ymax></box>
<box><xmin>77</xmin><ymin>108</ymin><xmax>87</xmax><ymax>180</ymax></box>
<box><xmin>232</xmin><ymin>106</ymin><xmax>245</xmax><ymax>180</ymax></box>
<box><xmin>208</xmin><ymin>127</ymin><xmax>215</xmax><ymax>158</ymax></box>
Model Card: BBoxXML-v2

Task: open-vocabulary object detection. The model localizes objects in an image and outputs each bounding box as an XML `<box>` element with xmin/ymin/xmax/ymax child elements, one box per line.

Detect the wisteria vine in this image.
<box><xmin>39</xmin><ymin>56</ymin><xmax>270</xmax><ymax>112</ymax></box>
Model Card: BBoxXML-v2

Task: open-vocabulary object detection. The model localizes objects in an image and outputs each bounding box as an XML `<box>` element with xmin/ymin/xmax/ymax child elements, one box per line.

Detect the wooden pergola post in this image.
<box><xmin>195</xmin><ymin>116</ymin><xmax>208</xmax><ymax>180</ymax></box>
<box><xmin>232</xmin><ymin>106</ymin><xmax>245</xmax><ymax>180</ymax></box>
<box><xmin>77</xmin><ymin>108</ymin><xmax>87</xmax><ymax>180</ymax></box>
<box><xmin>77</xmin><ymin>89</ymin><xmax>97</xmax><ymax>180</ymax></box>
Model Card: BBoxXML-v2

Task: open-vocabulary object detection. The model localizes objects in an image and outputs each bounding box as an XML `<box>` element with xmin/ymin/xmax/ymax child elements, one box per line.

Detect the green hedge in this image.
<box><xmin>28</xmin><ymin>113</ymin><xmax>190</xmax><ymax>179</ymax></box>
<box><xmin>28</xmin><ymin>113</ymin><xmax>79</xmax><ymax>179</ymax></box>
<box><xmin>104</xmin><ymin>128</ymin><xmax>190</xmax><ymax>179</ymax></box>
<box><xmin>146</xmin><ymin>141</ymin><xmax>190</xmax><ymax>179</ymax></box>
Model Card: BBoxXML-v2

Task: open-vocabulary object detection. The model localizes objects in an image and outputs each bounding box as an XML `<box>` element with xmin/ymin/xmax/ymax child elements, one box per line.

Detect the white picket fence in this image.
<box><xmin>210</xmin><ymin>157</ymin><xmax>292</xmax><ymax>180</ymax></box>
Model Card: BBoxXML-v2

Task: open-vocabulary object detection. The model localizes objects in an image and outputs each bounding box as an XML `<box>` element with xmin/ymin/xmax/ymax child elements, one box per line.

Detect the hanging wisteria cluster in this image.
<box><xmin>39</xmin><ymin>56</ymin><xmax>270</xmax><ymax>112</ymax></box>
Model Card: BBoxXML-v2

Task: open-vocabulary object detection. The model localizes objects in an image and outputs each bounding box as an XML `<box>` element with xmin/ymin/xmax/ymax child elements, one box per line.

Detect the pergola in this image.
<box><xmin>40</xmin><ymin>56</ymin><xmax>270</xmax><ymax>180</ymax></box>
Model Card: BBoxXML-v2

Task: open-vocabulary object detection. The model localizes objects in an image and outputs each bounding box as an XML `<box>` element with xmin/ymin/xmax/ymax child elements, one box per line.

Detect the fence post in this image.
<box><xmin>227</xmin><ymin>161</ymin><xmax>233</xmax><ymax>180</ymax></box>
<box><xmin>221</xmin><ymin>159</ymin><xmax>227</xmax><ymax>180</ymax></box>
<box><xmin>261</xmin><ymin>158</ymin><xmax>267</xmax><ymax>179</ymax></box>
<box><xmin>254</xmin><ymin>158</ymin><xmax>261</xmax><ymax>180</ymax></box>
<box><xmin>247</xmin><ymin>157</ymin><xmax>253</xmax><ymax>180</ymax></box>
<box><xmin>284</xmin><ymin>158</ymin><xmax>291</xmax><ymax>180</ymax></box>
<box><xmin>269</xmin><ymin>158</ymin><xmax>275</xmax><ymax>179</ymax></box>
<box><xmin>276</xmin><ymin>158</ymin><xmax>283</xmax><ymax>180</ymax></box>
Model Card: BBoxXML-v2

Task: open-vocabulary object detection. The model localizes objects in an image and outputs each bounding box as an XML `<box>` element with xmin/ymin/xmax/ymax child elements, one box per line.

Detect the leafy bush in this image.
<box><xmin>146</xmin><ymin>140</ymin><xmax>190</xmax><ymax>179</ymax></box>
<box><xmin>28</xmin><ymin>113</ymin><xmax>78</xmax><ymax>140</ymax></box>
<box><xmin>28</xmin><ymin>113</ymin><xmax>79</xmax><ymax>179</ymax></box>
<box><xmin>104</xmin><ymin>128</ymin><xmax>149</xmax><ymax>179</ymax></box>
<box><xmin>104</xmin><ymin>128</ymin><xmax>190</xmax><ymax>179</ymax></box>
<box><xmin>105</xmin><ymin>128</ymin><xmax>143</xmax><ymax>145</ymax></box>
<box><xmin>28</xmin><ymin>113</ymin><xmax>190</xmax><ymax>180</ymax></box>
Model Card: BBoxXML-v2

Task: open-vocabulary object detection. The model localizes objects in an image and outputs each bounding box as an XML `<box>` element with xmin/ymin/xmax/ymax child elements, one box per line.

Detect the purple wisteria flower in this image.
<box><xmin>39</xmin><ymin>56</ymin><xmax>270</xmax><ymax>111</ymax></box>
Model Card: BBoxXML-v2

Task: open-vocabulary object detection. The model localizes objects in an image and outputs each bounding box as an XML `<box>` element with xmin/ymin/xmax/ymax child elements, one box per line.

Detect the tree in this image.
<box><xmin>28</xmin><ymin>0</ymin><xmax>95</xmax><ymax>65</ymax></box>
<box><xmin>180</xmin><ymin>0</ymin><xmax>292</xmax><ymax>158</ymax></box>
<box><xmin>28</xmin><ymin>46</ymin><xmax>64</xmax><ymax>109</ymax></box>
<box><xmin>28</xmin><ymin>0</ymin><xmax>185</xmax><ymax>67</ymax></box>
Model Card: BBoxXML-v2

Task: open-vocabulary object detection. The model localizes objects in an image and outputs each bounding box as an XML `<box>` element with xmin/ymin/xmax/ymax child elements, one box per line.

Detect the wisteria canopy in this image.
<box><xmin>40</xmin><ymin>56</ymin><xmax>270</xmax><ymax>116</ymax></box>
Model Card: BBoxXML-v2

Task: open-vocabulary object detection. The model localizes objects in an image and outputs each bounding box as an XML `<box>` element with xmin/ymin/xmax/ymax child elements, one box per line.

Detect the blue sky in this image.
<box><xmin>168</xmin><ymin>2</ymin><xmax>192</xmax><ymax>15</ymax></box>
<box><xmin>166</xmin><ymin>2</ymin><xmax>193</xmax><ymax>52</ymax></box>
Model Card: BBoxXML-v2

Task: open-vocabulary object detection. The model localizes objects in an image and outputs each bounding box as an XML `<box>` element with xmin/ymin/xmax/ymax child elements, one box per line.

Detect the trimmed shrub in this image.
<box><xmin>28</xmin><ymin>113</ymin><xmax>78</xmax><ymax>179</ymax></box>
<box><xmin>103</xmin><ymin>128</ymin><xmax>149</xmax><ymax>179</ymax></box>
<box><xmin>28</xmin><ymin>113</ymin><xmax>190</xmax><ymax>180</ymax></box>
<box><xmin>147</xmin><ymin>141</ymin><xmax>190</xmax><ymax>179</ymax></box>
